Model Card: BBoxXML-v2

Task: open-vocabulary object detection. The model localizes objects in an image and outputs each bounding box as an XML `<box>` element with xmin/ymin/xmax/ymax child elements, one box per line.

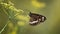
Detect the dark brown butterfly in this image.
<box><xmin>29</xmin><ymin>12</ymin><xmax>46</xmax><ymax>25</ymax></box>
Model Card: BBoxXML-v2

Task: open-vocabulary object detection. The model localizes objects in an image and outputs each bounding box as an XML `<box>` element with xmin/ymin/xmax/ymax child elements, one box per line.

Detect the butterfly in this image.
<box><xmin>29</xmin><ymin>12</ymin><xmax>46</xmax><ymax>25</ymax></box>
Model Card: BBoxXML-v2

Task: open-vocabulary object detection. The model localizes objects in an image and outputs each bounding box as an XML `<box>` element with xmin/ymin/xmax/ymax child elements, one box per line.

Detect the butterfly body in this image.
<box><xmin>29</xmin><ymin>12</ymin><xmax>46</xmax><ymax>25</ymax></box>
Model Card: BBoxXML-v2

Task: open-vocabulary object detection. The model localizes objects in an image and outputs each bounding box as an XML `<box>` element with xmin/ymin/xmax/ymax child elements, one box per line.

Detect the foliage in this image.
<box><xmin>0</xmin><ymin>0</ymin><xmax>29</xmax><ymax>34</ymax></box>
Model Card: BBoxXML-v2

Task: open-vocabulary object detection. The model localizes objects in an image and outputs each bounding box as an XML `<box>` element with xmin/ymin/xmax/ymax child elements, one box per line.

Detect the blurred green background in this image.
<box><xmin>0</xmin><ymin>0</ymin><xmax>60</xmax><ymax>34</ymax></box>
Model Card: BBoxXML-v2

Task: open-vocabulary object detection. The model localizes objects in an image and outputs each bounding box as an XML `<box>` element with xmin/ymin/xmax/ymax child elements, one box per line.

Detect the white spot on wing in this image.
<box><xmin>29</xmin><ymin>20</ymin><xmax>38</xmax><ymax>24</ymax></box>
<box><xmin>42</xmin><ymin>17</ymin><xmax>44</xmax><ymax>21</ymax></box>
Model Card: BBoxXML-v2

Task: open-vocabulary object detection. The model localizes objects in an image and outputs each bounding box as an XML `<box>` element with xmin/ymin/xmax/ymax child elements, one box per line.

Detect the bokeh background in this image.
<box><xmin>0</xmin><ymin>0</ymin><xmax>60</xmax><ymax>34</ymax></box>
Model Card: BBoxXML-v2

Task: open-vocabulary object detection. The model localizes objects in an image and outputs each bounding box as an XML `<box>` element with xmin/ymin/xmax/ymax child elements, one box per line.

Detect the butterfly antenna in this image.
<box><xmin>30</xmin><ymin>12</ymin><xmax>31</xmax><ymax>14</ymax></box>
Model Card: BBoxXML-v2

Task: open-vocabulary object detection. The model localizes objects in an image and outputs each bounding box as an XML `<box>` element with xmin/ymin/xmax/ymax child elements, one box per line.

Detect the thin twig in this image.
<box><xmin>0</xmin><ymin>22</ymin><xmax>8</xmax><ymax>34</ymax></box>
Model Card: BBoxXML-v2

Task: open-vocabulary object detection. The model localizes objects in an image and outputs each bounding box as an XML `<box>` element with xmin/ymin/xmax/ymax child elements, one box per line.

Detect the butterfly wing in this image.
<box><xmin>29</xmin><ymin>12</ymin><xmax>46</xmax><ymax>25</ymax></box>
